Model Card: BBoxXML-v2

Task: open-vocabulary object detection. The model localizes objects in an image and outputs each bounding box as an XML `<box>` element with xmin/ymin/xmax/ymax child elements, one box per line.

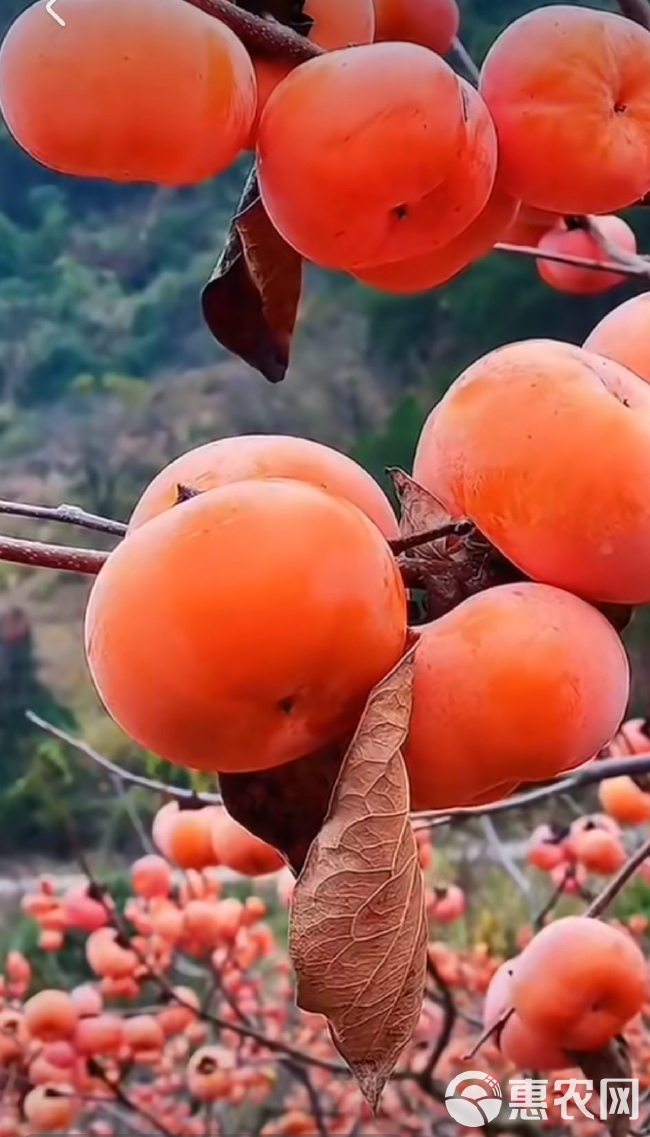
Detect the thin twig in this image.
<box><xmin>496</xmin><ymin>241</ymin><xmax>650</xmax><ymax>278</ymax></box>
<box><xmin>480</xmin><ymin>815</ymin><xmax>532</xmax><ymax>901</ymax></box>
<box><xmin>0</xmin><ymin>534</ymin><xmax>107</xmax><ymax>574</ymax></box>
<box><xmin>451</xmin><ymin>36</ymin><xmax>480</xmax><ymax>84</ymax></box>
<box><xmin>180</xmin><ymin>0</ymin><xmax>321</xmax><ymax>61</ymax></box>
<box><xmin>0</xmin><ymin>499</ymin><xmax>126</xmax><ymax>537</ymax></box>
<box><xmin>389</xmin><ymin>520</ymin><xmax>473</xmax><ymax>556</ymax></box>
<box><xmin>585</xmin><ymin>834</ymin><xmax>650</xmax><ymax>919</ymax></box>
<box><xmin>27</xmin><ymin>711</ymin><xmax>223</xmax><ymax>806</ymax></box>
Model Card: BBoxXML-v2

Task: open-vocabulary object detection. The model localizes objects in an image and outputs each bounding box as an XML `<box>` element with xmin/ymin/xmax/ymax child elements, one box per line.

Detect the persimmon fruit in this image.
<box><xmin>413</xmin><ymin>338</ymin><xmax>650</xmax><ymax>604</ymax></box>
<box><xmin>0</xmin><ymin>0</ymin><xmax>256</xmax><ymax>185</ymax></box>
<box><xmin>128</xmin><ymin>434</ymin><xmax>398</xmax><ymax>539</ymax></box>
<box><xmin>24</xmin><ymin>991</ymin><xmax>77</xmax><ymax>1043</ymax></box>
<box><xmin>513</xmin><ymin>916</ymin><xmax>647</xmax><ymax>1050</ymax></box>
<box><xmin>354</xmin><ymin>170</ymin><xmax>518</xmax><ymax>294</ymax></box>
<box><xmin>537</xmin><ymin>216</ymin><xmax>636</xmax><ymax>294</ymax></box>
<box><xmin>373</xmin><ymin>0</ymin><xmax>459</xmax><ymax>56</ymax></box>
<box><xmin>257</xmin><ymin>44</ymin><xmax>496</xmax><ymax>271</ymax></box>
<box><xmin>484</xmin><ymin>961</ymin><xmax>570</xmax><ymax>1072</ymax></box>
<box><xmin>87</xmin><ymin>479</ymin><xmax>407</xmax><ymax>774</ymax></box>
<box><xmin>480</xmin><ymin>6</ymin><xmax>650</xmax><ymax>214</ymax></box>
<box><xmin>404</xmin><ymin>583</ymin><xmax>629</xmax><ymax>811</ymax></box>
<box><xmin>598</xmin><ymin>776</ymin><xmax>650</xmax><ymax>826</ymax></box>
<box><xmin>585</xmin><ymin>294</ymin><xmax>650</xmax><ymax>385</ymax></box>
<box><xmin>210</xmin><ymin>811</ymin><xmax>284</xmax><ymax>877</ymax></box>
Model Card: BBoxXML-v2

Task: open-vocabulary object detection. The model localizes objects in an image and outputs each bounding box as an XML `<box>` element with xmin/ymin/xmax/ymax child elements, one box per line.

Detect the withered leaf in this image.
<box><xmin>289</xmin><ymin>645</ymin><xmax>427</xmax><ymax>1110</ymax></box>
<box><xmin>202</xmin><ymin>166</ymin><xmax>303</xmax><ymax>383</ymax></box>
<box><xmin>218</xmin><ymin>740</ymin><xmax>346</xmax><ymax>876</ymax></box>
<box><xmin>389</xmin><ymin>468</ymin><xmax>524</xmax><ymax>620</ymax></box>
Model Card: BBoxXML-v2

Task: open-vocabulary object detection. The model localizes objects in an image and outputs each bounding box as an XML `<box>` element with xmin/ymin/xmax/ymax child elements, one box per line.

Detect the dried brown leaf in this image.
<box><xmin>289</xmin><ymin>644</ymin><xmax>427</xmax><ymax>1109</ymax></box>
<box><xmin>202</xmin><ymin>167</ymin><xmax>302</xmax><ymax>383</ymax></box>
<box><xmin>218</xmin><ymin>740</ymin><xmax>346</xmax><ymax>877</ymax></box>
<box><xmin>389</xmin><ymin>468</ymin><xmax>524</xmax><ymax>620</ymax></box>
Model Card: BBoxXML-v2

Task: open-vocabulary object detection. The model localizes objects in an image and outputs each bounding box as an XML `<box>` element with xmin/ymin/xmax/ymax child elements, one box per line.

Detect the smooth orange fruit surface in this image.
<box><xmin>537</xmin><ymin>216</ymin><xmax>636</xmax><ymax>294</ymax></box>
<box><xmin>404</xmin><ymin>583</ymin><xmax>629</xmax><ymax>812</ymax></box>
<box><xmin>86</xmin><ymin>479</ymin><xmax>407</xmax><ymax>774</ymax></box>
<box><xmin>413</xmin><ymin>339</ymin><xmax>650</xmax><ymax>604</ymax></box>
<box><xmin>479</xmin><ymin>6</ymin><xmax>650</xmax><ymax>214</ymax></box>
<box><xmin>210</xmin><ymin>811</ymin><xmax>284</xmax><ymax>877</ymax></box>
<box><xmin>257</xmin><ymin>44</ymin><xmax>496</xmax><ymax>271</ymax></box>
<box><xmin>355</xmin><ymin>181</ymin><xmax>518</xmax><ymax>293</ymax></box>
<box><xmin>307</xmin><ymin>0</ymin><xmax>375</xmax><ymax>48</ymax></box>
<box><xmin>484</xmin><ymin>961</ymin><xmax>569</xmax><ymax>1072</ymax></box>
<box><xmin>513</xmin><ymin>916</ymin><xmax>646</xmax><ymax>1050</ymax></box>
<box><xmin>0</xmin><ymin>0</ymin><xmax>256</xmax><ymax>184</ymax></box>
<box><xmin>503</xmin><ymin>205</ymin><xmax>559</xmax><ymax>248</ymax></box>
<box><xmin>585</xmin><ymin>293</ymin><xmax>650</xmax><ymax>384</ymax></box>
<box><xmin>373</xmin><ymin>0</ymin><xmax>459</xmax><ymax>55</ymax></box>
<box><xmin>128</xmin><ymin>434</ymin><xmax>398</xmax><ymax>539</ymax></box>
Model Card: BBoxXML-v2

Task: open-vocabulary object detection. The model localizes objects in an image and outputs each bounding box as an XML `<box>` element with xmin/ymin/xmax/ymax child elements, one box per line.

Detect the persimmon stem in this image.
<box><xmin>179</xmin><ymin>0</ymin><xmax>322</xmax><ymax>61</ymax></box>
<box><xmin>389</xmin><ymin>520</ymin><xmax>473</xmax><ymax>555</ymax></box>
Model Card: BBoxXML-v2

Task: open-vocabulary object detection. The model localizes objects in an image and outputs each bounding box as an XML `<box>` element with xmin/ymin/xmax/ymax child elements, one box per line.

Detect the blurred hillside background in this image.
<box><xmin>0</xmin><ymin>0</ymin><xmax>648</xmax><ymax>863</ymax></box>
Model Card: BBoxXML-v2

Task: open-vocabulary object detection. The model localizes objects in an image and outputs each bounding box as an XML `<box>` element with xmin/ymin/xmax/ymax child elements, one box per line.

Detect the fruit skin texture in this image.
<box><xmin>210</xmin><ymin>811</ymin><xmax>284</xmax><ymax>877</ymax></box>
<box><xmin>86</xmin><ymin>479</ymin><xmax>407</xmax><ymax>775</ymax></box>
<box><xmin>128</xmin><ymin>434</ymin><xmax>398</xmax><ymax>540</ymax></box>
<box><xmin>373</xmin><ymin>0</ymin><xmax>459</xmax><ymax>56</ymax></box>
<box><xmin>257</xmin><ymin>44</ymin><xmax>496</xmax><ymax>271</ymax></box>
<box><xmin>585</xmin><ymin>293</ymin><xmax>650</xmax><ymax>385</ymax></box>
<box><xmin>404</xmin><ymin>583</ymin><xmax>629</xmax><ymax>811</ymax></box>
<box><xmin>537</xmin><ymin>216</ymin><xmax>636</xmax><ymax>294</ymax></box>
<box><xmin>245</xmin><ymin>0</ymin><xmax>375</xmax><ymax>148</ymax></box>
<box><xmin>413</xmin><ymin>339</ymin><xmax>650</xmax><ymax>604</ymax></box>
<box><xmin>484</xmin><ymin>961</ymin><xmax>570</xmax><ymax>1071</ymax></box>
<box><xmin>479</xmin><ymin>6</ymin><xmax>650</xmax><ymax>214</ymax></box>
<box><xmin>307</xmin><ymin>0</ymin><xmax>375</xmax><ymax>49</ymax></box>
<box><xmin>0</xmin><ymin>0</ymin><xmax>256</xmax><ymax>185</ymax></box>
<box><xmin>504</xmin><ymin>205</ymin><xmax>558</xmax><ymax>247</ymax></box>
<box><xmin>354</xmin><ymin>176</ymin><xmax>518</xmax><ymax>294</ymax></box>
<box><xmin>512</xmin><ymin>916</ymin><xmax>647</xmax><ymax>1050</ymax></box>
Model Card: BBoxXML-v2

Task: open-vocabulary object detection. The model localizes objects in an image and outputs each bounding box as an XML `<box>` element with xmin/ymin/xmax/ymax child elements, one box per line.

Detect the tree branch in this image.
<box><xmin>0</xmin><ymin>534</ymin><xmax>107</xmax><ymax>574</ymax></box>
<box><xmin>180</xmin><ymin>0</ymin><xmax>321</xmax><ymax>61</ymax></box>
<box><xmin>496</xmin><ymin>241</ymin><xmax>650</xmax><ymax>279</ymax></box>
<box><xmin>0</xmin><ymin>499</ymin><xmax>126</xmax><ymax>537</ymax></box>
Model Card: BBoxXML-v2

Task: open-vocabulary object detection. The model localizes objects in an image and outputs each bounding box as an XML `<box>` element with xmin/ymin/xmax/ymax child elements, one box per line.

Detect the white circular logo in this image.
<box><xmin>445</xmin><ymin>1071</ymin><xmax>503</xmax><ymax>1127</ymax></box>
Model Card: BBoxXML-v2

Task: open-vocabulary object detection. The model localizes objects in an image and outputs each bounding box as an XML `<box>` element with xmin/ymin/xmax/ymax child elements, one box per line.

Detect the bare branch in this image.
<box><xmin>180</xmin><ymin>0</ymin><xmax>321</xmax><ymax>61</ymax></box>
<box><xmin>496</xmin><ymin>240</ymin><xmax>650</xmax><ymax>279</ymax></box>
<box><xmin>389</xmin><ymin>520</ymin><xmax>473</xmax><ymax>556</ymax></box>
<box><xmin>0</xmin><ymin>499</ymin><xmax>126</xmax><ymax>537</ymax></box>
<box><xmin>585</xmin><ymin>834</ymin><xmax>650</xmax><ymax>919</ymax></box>
<box><xmin>27</xmin><ymin>711</ymin><xmax>223</xmax><ymax>806</ymax></box>
<box><xmin>451</xmin><ymin>36</ymin><xmax>480</xmax><ymax>85</ymax></box>
<box><xmin>0</xmin><ymin>534</ymin><xmax>107</xmax><ymax>574</ymax></box>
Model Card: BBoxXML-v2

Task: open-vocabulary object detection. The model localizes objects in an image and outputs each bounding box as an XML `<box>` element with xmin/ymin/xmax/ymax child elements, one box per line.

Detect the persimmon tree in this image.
<box><xmin>5</xmin><ymin>1</ymin><xmax>650</xmax><ymax>1135</ymax></box>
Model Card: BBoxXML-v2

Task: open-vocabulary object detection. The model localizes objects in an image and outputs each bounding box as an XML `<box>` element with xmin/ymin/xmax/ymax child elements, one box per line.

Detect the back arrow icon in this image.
<box><xmin>46</xmin><ymin>0</ymin><xmax>65</xmax><ymax>25</ymax></box>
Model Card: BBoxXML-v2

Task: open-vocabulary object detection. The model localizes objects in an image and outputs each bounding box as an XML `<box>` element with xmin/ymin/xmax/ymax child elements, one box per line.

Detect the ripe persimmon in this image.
<box><xmin>245</xmin><ymin>0</ymin><xmax>375</xmax><ymax>148</ymax></box>
<box><xmin>404</xmin><ymin>583</ymin><xmax>629</xmax><ymax>811</ymax></box>
<box><xmin>131</xmin><ymin>855</ymin><xmax>172</xmax><ymax>899</ymax></box>
<box><xmin>128</xmin><ymin>434</ymin><xmax>398</xmax><ymax>539</ymax></box>
<box><xmin>570</xmin><ymin>828</ymin><xmax>626</xmax><ymax>875</ymax></box>
<box><xmin>373</xmin><ymin>0</ymin><xmax>459</xmax><ymax>56</ymax></box>
<box><xmin>187</xmin><ymin>1046</ymin><xmax>234</xmax><ymax>1101</ymax></box>
<box><xmin>513</xmin><ymin>916</ymin><xmax>647</xmax><ymax>1050</ymax></box>
<box><xmin>598</xmin><ymin>776</ymin><xmax>650</xmax><ymax>826</ymax></box>
<box><xmin>354</xmin><ymin>174</ymin><xmax>518</xmax><ymax>293</ymax></box>
<box><xmin>503</xmin><ymin>205</ymin><xmax>558</xmax><ymax>248</ymax></box>
<box><xmin>607</xmin><ymin>716</ymin><xmax>650</xmax><ymax>756</ymax></box>
<box><xmin>257</xmin><ymin>45</ymin><xmax>496</xmax><ymax>271</ymax></box>
<box><xmin>413</xmin><ymin>339</ymin><xmax>650</xmax><ymax>604</ymax></box>
<box><xmin>537</xmin><ymin>217</ymin><xmax>636</xmax><ymax>294</ymax></box>
<box><xmin>0</xmin><ymin>0</ymin><xmax>256</xmax><ymax>185</ymax></box>
<box><xmin>24</xmin><ymin>991</ymin><xmax>77</xmax><ymax>1043</ymax></box>
<box><xmin>23</xmin><ymin>1085</ymin><xmax>78</xmax><ymax>1133</ymax></box>
<box><xmin>585</xmin><ymin>294</ymin><xmax>650</xmax><ymax>385</ymax></box>
<box><xmin>87</xmin><ymin>480</ymin><xmax>406</xmax><ymax>774</ymax></box>
<box><xmin>210</xmin><ymin>811</ymin><xmax>284</xmax><ymax>877</ymax></box>
<box><xmin>479</xmin><ymin>6</ymin><xmax>650</xmax><ymax>214</ymax></box>
<box><xmin>306</xmin><ymin>0</ymin><xmax>375</xmax><ymax>48</ymax></box>
<box><xmin>485</xmin><ymin>962</ymin><xmax>570</xmax><ymax>1071</ymax></box>
<box><xmin>526</xmin><ymin>825</ymin><xmax>567</xmax><ymax>872</ymax></box>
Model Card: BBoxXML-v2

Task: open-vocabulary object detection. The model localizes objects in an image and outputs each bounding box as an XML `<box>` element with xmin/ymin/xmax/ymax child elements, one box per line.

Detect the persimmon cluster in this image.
<box><xmin>1</xmin><ymin>1</ymin><xmax>649</xmax><ymax>295</ymax></box>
